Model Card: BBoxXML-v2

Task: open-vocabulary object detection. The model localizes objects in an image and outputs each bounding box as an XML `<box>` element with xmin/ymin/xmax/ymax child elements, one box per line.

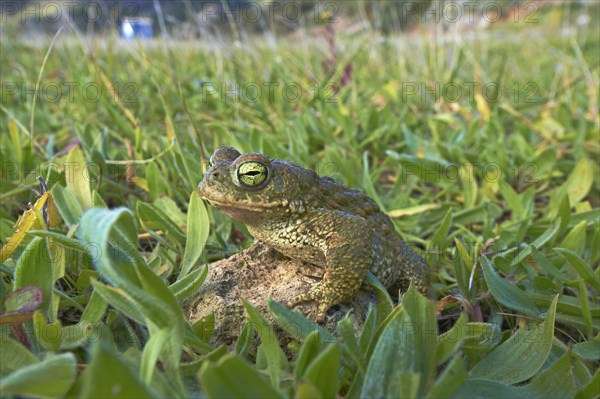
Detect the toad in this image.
<box><xmin>198</xmin><ymin>146</ymin><xmax>429</xmax><ymax>322</ymax></box>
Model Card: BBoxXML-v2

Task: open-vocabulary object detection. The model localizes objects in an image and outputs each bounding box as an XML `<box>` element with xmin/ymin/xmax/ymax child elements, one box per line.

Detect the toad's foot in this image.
<box><xmin>287</xmin><ymin>287</ymin><xmax>338</xmax><ymax>324</ymax></box>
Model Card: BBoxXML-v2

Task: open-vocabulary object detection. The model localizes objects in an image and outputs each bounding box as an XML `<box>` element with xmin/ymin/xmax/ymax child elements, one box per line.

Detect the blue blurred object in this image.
<box><xmin>121</xmin><ymin>17</ymin><xmax>153</xmax><ymax>40</ymax></box>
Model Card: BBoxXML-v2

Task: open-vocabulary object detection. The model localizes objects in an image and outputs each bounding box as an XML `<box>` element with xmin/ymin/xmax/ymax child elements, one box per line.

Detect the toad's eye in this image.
<box><xmin>237</xmin><ymin>161</ymin><xmax>268</xmax><ymax>187</ymax></box>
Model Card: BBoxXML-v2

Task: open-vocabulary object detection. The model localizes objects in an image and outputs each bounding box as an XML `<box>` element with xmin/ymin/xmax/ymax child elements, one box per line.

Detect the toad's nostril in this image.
<box><xmin>213</xmin><ymin>172</ymin><xmax>220</xmax><ymax>178</ymax></box>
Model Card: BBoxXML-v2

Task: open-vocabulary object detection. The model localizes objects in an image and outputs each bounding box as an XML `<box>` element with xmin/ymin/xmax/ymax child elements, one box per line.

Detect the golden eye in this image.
<box><xmin>237</xmin><ymin>161</ymin><xmax>268</xmax><ymax>187</ymax></box>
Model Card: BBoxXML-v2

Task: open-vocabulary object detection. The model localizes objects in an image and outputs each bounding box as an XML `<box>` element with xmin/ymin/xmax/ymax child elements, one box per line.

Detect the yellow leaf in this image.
<box><xmin>388</xmin><ymin>204</ymin><xmax>441</xmax><ymax>218</ymax></box>
<box><xmin>475</xmin><ymin>92</ymin><xmax>490</xmax><ymax>122</ymax></box>
<box><xmin>575</xmin><ymin>201</ymin><xmax>592</xmax><ymax>213</ymax></box>
<box><xmin>338</xmin><ymin>103</ymin><xmax>350</xmax><ymax>116</ymax></box>
<box><xmin>45</xmin><ymin>193</ymin><xmax>60</xmax><ymax>228</ymax></box>
<box><xmin>383</xmin><ymin>81</ymin><xmax>400</xmax><ymax>102</ymax></box>
<box><xmin>134</xmin><ymin>177</ymin><xmax>149</xmax><ymax>192</ymax></box>
<box><xmin>566</xmin><ymin>157</ymin><xmax>594</xmax><ymax>204</ymax></box>
<box><xmin>0</xmin><ymin>193</ymin><xmax>49</xmax><ymax>264</ymax></box>
<box><xmin>165</xmin><ymin>115</ymin><xmax>175</xmax><ymax>142</ymax></box>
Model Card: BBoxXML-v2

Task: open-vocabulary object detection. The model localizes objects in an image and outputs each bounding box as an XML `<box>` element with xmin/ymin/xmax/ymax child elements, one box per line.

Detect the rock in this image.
<box><xmin>184</xmin><ymin>242</ymin><xmax>376</xmax><ymax>349</ymax></box>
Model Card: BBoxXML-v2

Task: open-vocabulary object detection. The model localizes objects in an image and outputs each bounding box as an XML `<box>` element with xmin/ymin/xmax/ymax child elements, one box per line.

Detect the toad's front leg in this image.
<box><xmin>288</xmin><ymin>222</ymin><xmax>372</xmax><ymax>323</ymax></box>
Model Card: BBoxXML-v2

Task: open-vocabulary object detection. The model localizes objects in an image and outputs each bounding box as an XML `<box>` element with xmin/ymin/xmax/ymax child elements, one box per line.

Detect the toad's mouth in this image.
<box><xmin>199</xmin><ymin>195</ymin><xmax>283</xmax><ymax>224</ymax></box>
<box><xmin>197</xmin><ymin>191</ymin><xmax>282</xmax><ymax>211</ymax></box>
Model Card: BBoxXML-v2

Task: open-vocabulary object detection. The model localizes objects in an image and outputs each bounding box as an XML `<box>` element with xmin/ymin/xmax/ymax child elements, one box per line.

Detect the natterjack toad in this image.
<box><xmin>198</xmin><ymin>146</ymin><xmax>429</xmax><ymax>322</ymax></box>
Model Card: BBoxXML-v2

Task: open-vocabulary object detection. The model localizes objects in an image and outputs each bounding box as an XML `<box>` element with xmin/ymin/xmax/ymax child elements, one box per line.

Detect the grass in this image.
<box><xmin>0</xmin><ymin>3</ymin><xmax>599</xmax><ymax>398</ymax></box>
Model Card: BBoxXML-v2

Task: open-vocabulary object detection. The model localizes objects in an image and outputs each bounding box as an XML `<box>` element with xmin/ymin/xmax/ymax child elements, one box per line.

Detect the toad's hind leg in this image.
<box><xmin>288</xmin><ymin>240</ymin><xmax>371</xmax><ymax>323</ymax></box>
<box><xmin>388</xmin><ymin>242</ymin><xmax>430</xmax><ymax>297</ymax></box>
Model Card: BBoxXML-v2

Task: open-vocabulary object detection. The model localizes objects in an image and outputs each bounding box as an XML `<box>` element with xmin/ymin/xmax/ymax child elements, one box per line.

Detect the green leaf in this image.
<box><xmin>80</xmin><ymin>342</ymin><xmax>157</xmax><ymax>399</ymax></box>
<box><xmin>429</xmin><ymin>208</ymin><xmax>452</xmax><ymax>250</ymax></box>
<box><xmin>146</xmin><ymin>162</ymin><xmax>167</xmax><ymax>201</ymax></box>
<box><xmin>154</xmin><ymin>197</ymin><xmax>187</xmax><ymax>228</ymax></box>
<box><xmin>565</xmin><ymin>157</ymin><xmax>594</xmax><ymax>205</ymax></box>
<box><xmin>507</xmin><ymin>243</ymin><xmax>535</xmax><ymax>268</ymax></box>
<box><xmin>33</xmin><ymin>310</ymin><xmax>62</xmax><ymax>351</ymax></box>
<box><xmin>8</xmin><ymin>119</ymin><xmax>22</xmax><ymax>164</ymax></box>
<box><xmin>58</xmin><ymin>321</ymin><xmax>95</xmax><ymax>350</ymax></box>
<box><xmin>134</xmin><ymin>256</ymin><xmax>183</xmax><ymax>320</ymax></box>
<box><xmin>365</xmin><ymin>272</ymin><xmax>393</xmax><ymax>318</ymax></box>
<box><xmin>80</xmin><ymin>208</ymin><xmax>182</xmax><ymax>328</ymax></box>
<box><xmin>454</xmin><ymin>238</ymin><xmax>474</xmax><ymax>271</ymax></box>
<box><xmin>14</xmin><ymin>237</ymin><xmax>53</xmax><ymax>316</ymax></box>
<box><xmin>0</xmin><ymin>353</ymin><xmax>76</xmax><ymax>398</ymax></box>
<box><xmin>396</xmin><ymin>155</ymin><xmax>451</xmax><ymax>184</ymax></box>
<box><xmin>530</xmin><ymin>251</ymin><xmax>566</xmax><ymax>281</ymax></box>
<box><xmin>554</xmin><ymin>247</ymin><xmax>600</xmax><ymax>291</ymax></box>
<box><xmin>480</xmin><ymin>255</ymin><xmax>540</xmax><ymax>318</ymax></box>
<box><xmin>0</xmin><ymin>337</ymin><xmax>39</xmax><ymax>377</ymax></box>
<box><xmin>90</xmin><ymin>279</ymin><xmax>145</xmax><ymax>325</ymax></box>
<box><xmin>556</xmin><ymin>195</ymin><xmax>572</xmax><ymax>235</ymax></box>
<box><xmin>358</xmin><ymin>305</ymin><xmax>379</xmax><ymax>355</ymax></box>
<box><xmin>192</xmin><ymin>313</ymin><xmax>215</xmax><ymax>342</ymax></box>
<box><xmin>80</xmin><ymin>289</ymin><xmax>108</xmax><ymax>324</ymax></box>
<box><xmin>92</xmin><ymin>190</ymin><xmax>107</xmax><ymax>208</ymax></box>
<box><xmin>337</xmin><ymin>316</ymin><xmax>366</xmax><ymax>374</ymax></box>
<box><xmin>296</xmin><ymin>382</ymin><xmax>323</xmax><ymax>399</ymax></box>
<box><xmin>65</xmin><ymin>146</ymin><xmax>93</xmax><ymax>210</ymax></box>
<box><xmin>267</xmin><ymin>300</ymin><xmax>335</xmax><ymax>342</ymax></box>
<box><xmin>401</xmin><ymin>286</ymin><xmax>438</xmax><ymax>396</ymax></box>
<box><xmin>523</xmin><ymin>352</ymin><xmax>577</xmax><ymax>398</ymax></box>
<box><xmin>50</xmin><ymin>185</ymin><xmax>83</xmax><ymax>227</ymax></box>
<box><xmin>499</xmin><ymin>180</ymin><xmax>525</xmax><ymax>219</ymax></box>
<box><xmin>243</xmin><ymin>301</ymin><xmax>285</xmax><ymax>388</ymax></box>
<box><xmin>304</xmin><ymin>343</ymin><xmax>340</xmax><ymax>399</ymax></box>
<box><xmin>460</xmin><ymin>163</ymin><xmax>477</xmax><ymax>208</ymax></box>
<box><xmin>198</xmin><ymin>355</ymin><xmax>283</xmax><ymax>399</ymax></box>
<box><xmin>235</xmin><ymin>321</ymin><xmax>254</xmax><ymax>358</ymax></box>
<box><xmin>181</xmin><ymin>345</ymin><xmax>227</xmax><ymax>375</ymax></box>
<box><xmin>454</xmin><ymin>238</ymin><xmax>473</xmax><ymax>295</ymax></box>
<box><xmin>294</xmin><ymin>331</ymin><xmax>322</xmax><ymax>384</ymax></box>
<box><xmin>578</xmin><ymin>279</ymin><xmax>594</xmax><ymax>337</ymax></box>
<box><xmin>81</xmin><ymin>212</ymin><xmax>186</xmax><ymax>392</ymax></box>
<box><xmin>169</xmin><ymin>265</ymin><xmax>207</xmax><ymax>302</ymax></box>
<box><xmin>137</xmin><ymin>202</ymin><xmax>186</xmax><ymax>245</ymax></box>
<box><xmin>458</xmin><ymin>351</ymin><xmax>579</xmax><ymax>398</ymax></box>
<box><xmin>560</xmin><ymin>220</ymin><xmax>588</xmax><ymax>255</ymax></box>
<box><xmin>573</xmin><ymin>339</ymin><xmax>600</xmax><ymax>360</ymax></box>
<box><xmin>362</xmin><ymin>309</ymin><xmax>420</xmax><ymax>398</ymax></box>
<box><xmin>47</xmin><ymin>238</ymin><xmax>65</xmax><ymax>285</ymax></box>
<box><xmin>427</xmin><ymin>354</ymin><xmax>467</xmax><ymax>399</ymax></box>
<box><xmin>183</xmin><ymin>327</ymin><xmax>213</xmax><ymax>353</ymax></box>
<box><xmin>452</xmin><ymin>379</ymin><xmax>524</xmax><ymax>399</ymax></box>
<box><xmin>532</xmin><ymin>220</ymin><xmax>560</xmax><ymax>249</ymax></box>
<box><xmin>575</xmin><ymin>368</ymin><xmax>599</xmax><ymax>399</ymax></box>
<box><xmin>27</xmin><ymin>230</ymin><xmax>89</xmax><ymax>253</ymax></box>
<box><xmin>141</xmin><ymin>328</ymin><xmax>170</xmax><ymax>384</ymax></box>
<box><xmin>454</xmin><ymin>203</ymin><xmax>500</xmax><ymax>226</ymax></box>
<box><xmin>362</xmin><ymin>151</ymin><xmax>383</xmax><ymax>208</ymax></box>
<box><xmin>469</xmin><ymin>295</ymin><xmax>558</xmax><ymax>384</ymax></box>
<box><xmin>180</xmin><ymin>191</ymin><xmax>209</xmax><ymax>276</ymax></box>
<box><xmin>436</xmin><ymin>313</ymin><xmax>467</xmax><ymax>366</ymax></box>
